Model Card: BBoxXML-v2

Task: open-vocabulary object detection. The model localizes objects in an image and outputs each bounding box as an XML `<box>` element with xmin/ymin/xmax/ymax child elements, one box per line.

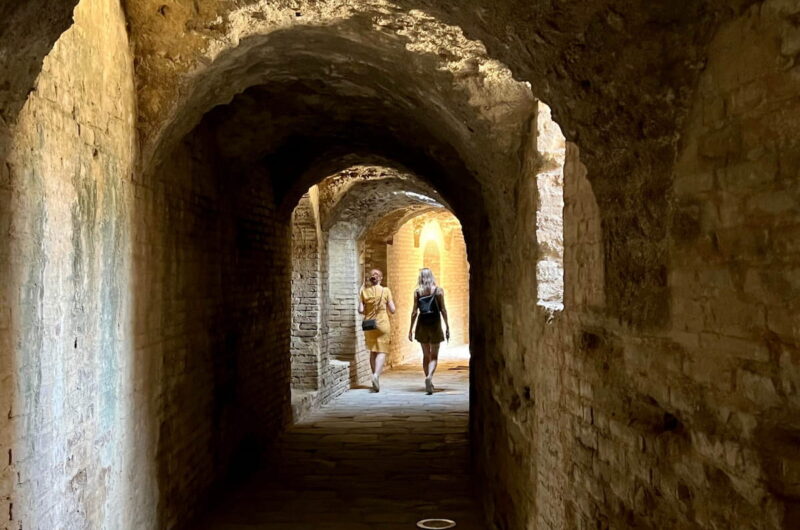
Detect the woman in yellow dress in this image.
<box><xmin>359</xmin><ymin>269</ymin><xmax>396</xmax><ymax>392</ymax></box>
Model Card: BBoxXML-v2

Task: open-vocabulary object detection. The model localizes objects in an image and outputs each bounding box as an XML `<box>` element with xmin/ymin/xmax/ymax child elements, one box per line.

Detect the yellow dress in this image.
<box><xmin>360</xmin><ymin>285</ymin><xmax>393</xmax><ymax>352</ymax></box>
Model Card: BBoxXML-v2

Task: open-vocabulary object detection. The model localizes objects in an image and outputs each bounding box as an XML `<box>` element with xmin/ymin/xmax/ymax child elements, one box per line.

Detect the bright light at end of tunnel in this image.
<box><xmin>419</xmin><ymin>220</ymin><xmax>444</xmax><ymax>250</ymax></box>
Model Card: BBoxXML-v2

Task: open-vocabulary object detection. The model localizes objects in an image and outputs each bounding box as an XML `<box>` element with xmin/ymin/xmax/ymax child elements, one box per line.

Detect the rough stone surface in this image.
<box><xmin>474</xmin><ymin>4</ymin><xmax>800</xmax><ymax>529</ymax></box>
<box><xmin>0</xmin><ymin>0</ymin><xmax>136</xmax><ymax>528</ymax></box>
<box><xmin>1</xmin><ymin>0</ymin><xmax>799</xmax><ymax>529</ymax></box>
<box><xmin>0</xmin><ymin>0</ymin><xmax>79</xmax><ymax>125</ymax></box>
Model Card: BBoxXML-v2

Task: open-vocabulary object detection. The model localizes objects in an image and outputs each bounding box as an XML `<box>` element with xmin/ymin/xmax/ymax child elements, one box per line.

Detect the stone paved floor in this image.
<box><xmin>199</xmin><ymin>347</ymin><xmax>483</xmax><ymax>529</ymax></box>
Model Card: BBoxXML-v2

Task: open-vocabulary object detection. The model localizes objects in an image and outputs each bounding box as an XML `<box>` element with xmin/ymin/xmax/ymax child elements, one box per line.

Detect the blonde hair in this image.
<box><xmin>416</xmin><ymin>268</ymin><xmax>438</xmax><ymax>296</ymax></box>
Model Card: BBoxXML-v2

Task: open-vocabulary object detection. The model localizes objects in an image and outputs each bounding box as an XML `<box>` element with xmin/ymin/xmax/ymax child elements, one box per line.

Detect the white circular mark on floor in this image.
<box><xmin>417</xmin><ymin>518</ymin><xmax>457</xmax><ymax>529</ymax></box>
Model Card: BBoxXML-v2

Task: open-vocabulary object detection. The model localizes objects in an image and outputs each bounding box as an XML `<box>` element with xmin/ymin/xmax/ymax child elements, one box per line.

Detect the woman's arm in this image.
<box><xmin>438</xmin><ymin>288</ymin><xmax>450</xmax><ymax>341</ymax></box>
<box><xmin>408</xmin><ymin>291</ymin><xmax>418</xmax><ymax>341</ymax></box>
<box><xmin>387</xmin><ymin>288</ymin><xmax>396</xmax><ymax>314</ymax></box>
<box><xmin>358</xmin><ymin>288</ymin><xmax>365</xmax><ymax>314</ymax></box>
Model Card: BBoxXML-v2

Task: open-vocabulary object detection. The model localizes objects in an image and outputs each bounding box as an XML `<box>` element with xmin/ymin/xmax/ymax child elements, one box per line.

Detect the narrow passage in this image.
<box><xmin>201</xmin><ymin>348</ymin><xmax>482</xmax><ymax>529</ymax></box>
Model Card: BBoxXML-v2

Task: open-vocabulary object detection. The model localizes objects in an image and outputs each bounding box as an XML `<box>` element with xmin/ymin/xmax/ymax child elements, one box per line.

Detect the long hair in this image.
<box><xmin>416</xmin><ymin>268</ymin><xmax>437</xmax><ymax>296</ymax></box>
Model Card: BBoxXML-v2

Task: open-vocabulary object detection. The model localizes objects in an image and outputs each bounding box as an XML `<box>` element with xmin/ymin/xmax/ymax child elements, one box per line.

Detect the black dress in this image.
<box><xmin>414</xmin><ymin>288</ymin><xmax>445</xmax><ymax>343</ymax></box>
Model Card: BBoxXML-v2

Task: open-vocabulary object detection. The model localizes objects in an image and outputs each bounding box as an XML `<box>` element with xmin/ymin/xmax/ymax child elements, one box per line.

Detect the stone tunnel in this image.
<box><xmin>0</xmin><ymin>0</ymin><xmax>799</xmax><ymax>528</ymax></box>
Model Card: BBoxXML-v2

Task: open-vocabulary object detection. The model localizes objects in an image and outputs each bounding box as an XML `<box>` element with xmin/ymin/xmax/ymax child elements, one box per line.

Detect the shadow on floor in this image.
<box><xmin>196</xmin><ymin>357</ymin><xmax>481</xmax><ymax>530</ymax></box>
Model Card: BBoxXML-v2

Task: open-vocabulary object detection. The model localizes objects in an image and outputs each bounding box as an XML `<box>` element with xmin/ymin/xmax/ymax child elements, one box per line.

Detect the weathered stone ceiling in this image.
<box><xmin>124</xmin><ymin>0</ymin><xmax>756</xmax><ymax>327</ymax></box>
<box><xmin>125</xmin><ymin>0</ymin><xmax>754</xmax><ymax>171</ymax></box>
<box><xmin>318</xmin><ymin>168</ymin><xmax>445</xmax><ymax>236</ymax></box>
<box><xmin>188</xmin><ymin>22</ymin><xmax>532</xmax><ymax>222</ymax></box>
<box><xmin>369</xmin><ymin>207</ymin><xmax>461</xmax><ymax>245</ymax></box>
<box><xmin>317</xmin><ymin>165</ymin><xmax>444</xmax><ymax>224</ymax></box>
<box><xmin>127</xmin><ymin>2</ymin><xmax>533</xmax><ymax>169</ymax></box>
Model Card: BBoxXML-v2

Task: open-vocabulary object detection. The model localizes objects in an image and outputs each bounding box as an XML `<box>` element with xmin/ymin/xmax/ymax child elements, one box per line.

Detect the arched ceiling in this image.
<box><xmin>317</xmin><ymin>165</ymin><xmax>444</xmax><ymax>224</ymax></box>
<box><xmin>2</xmin><ymin>0</ymin><xmax>757</xmax><ymax>174</ymax></box>
<box><xmin>125</xmin><ymin>0</ymin><xmax>755</xmax><ymax>181</ymax></box>
<box><xmin>367</xmin><ymin>207</ymin><xmax>461</xmax><ymax>246</ymax></box>
<box><xmin>130</xmin><ymin>4</ymin><xmax>534</xmax><ymax>171</ymax></box>
<box><xmin>314</xmin><ymin>166</ymin><xmax>446</xmax><ymax>237</ymax></box>
<box><xmin>174</xmin><ymin>21</ymin><xmax>533</xmax><ymax>227</ymax></box>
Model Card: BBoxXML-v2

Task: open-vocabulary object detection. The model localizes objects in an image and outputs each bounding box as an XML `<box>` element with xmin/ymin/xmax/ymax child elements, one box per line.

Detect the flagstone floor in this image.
<box><xmin>199</xmin><ymin>347</ymin><xmax>483</xmax><ymax>529</ymax></box>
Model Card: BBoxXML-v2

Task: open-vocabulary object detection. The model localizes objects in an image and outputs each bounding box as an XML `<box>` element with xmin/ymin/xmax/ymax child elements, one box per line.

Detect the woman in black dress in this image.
<box><xmin>408</xmin><ymin>268</ymin><xmax>450</xmax><ymax>394</ymax></box>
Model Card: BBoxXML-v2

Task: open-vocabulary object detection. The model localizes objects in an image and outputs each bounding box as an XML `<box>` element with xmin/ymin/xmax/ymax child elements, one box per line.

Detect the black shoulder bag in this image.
<box><xmin>417</xmin><ymin>287</ymin><xmax>440</xmax><ymax>324</ymax></box>
<box><xmin>361</xmin><ymin>287</ymin><xmax>384</xmax><ymax>331</ymax></box>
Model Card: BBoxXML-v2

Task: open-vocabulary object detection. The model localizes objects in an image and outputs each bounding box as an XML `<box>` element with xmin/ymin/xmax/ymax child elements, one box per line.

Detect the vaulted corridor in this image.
<box><xmin>200</xmin><ymin>349</ymin><xmax>478</xmax><ymax>530</ymax></box>
<box><xmin>2</xmin><ymin>1</ymin><xmax>800</xmax><ymax>529</ymax></box>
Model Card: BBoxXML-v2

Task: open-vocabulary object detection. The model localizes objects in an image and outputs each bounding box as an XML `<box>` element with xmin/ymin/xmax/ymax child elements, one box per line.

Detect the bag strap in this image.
<box><xmin>418</xmin><ymin>286</ymin><xmax>439</xmax><ymax>310</ymax></box>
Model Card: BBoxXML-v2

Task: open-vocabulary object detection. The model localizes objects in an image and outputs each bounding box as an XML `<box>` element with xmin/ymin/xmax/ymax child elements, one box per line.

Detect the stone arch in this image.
<box><xmin>4</xmin><ymin>1</ymin><xmax>798</xmax><ymax>529</ymax></box>
<box><xmin>127</xmin><ymin>0</ymin><xmax>754</xmax><ymax>332</ymax></box>
<box><xmin>132</xmin><ymin>30</ymin><xmax>531</xmax><ymax>515</ymax></box>
<box><xmin>312</xmin><ymin>166</ymin><xmax>455</xmax><ymax>391</ymax></box>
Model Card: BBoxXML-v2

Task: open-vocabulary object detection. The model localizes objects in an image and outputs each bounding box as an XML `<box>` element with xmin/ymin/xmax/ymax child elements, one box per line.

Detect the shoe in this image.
<box><xmin>372</xmin><ymin>374</ymin><xmax>380</xmax><ymax>392</ymax></box>
<box><xmin>425</xmin><ymin>377</ymin><xmax>433</xmax><ymax>395</ymax></box>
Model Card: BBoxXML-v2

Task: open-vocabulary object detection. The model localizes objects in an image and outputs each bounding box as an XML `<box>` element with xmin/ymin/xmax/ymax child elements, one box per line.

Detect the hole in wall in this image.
<box><xmin>534</xmin><ymin>102</ymin><xmax>565</xmax><ymax>311</ymax></box>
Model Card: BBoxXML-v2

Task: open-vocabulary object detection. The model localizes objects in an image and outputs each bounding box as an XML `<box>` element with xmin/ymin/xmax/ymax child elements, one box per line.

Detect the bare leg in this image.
<box><xmin>371</xmin><ymin>351</ymin><xmax>386</xmax><ymax>391</ymax></box>
<box><xmin>422</xmin><ymin>343</ymin><xmax>437</xmax><ymax>394</ymax></box>
<box><xmin>421</xmin><ymin>343</ymin><xmax>432</xmax><ymax>377</ymax></box>
<box><xmin>373</xmin><ymin>352</ymin><xmax>386</xmax><ymax>378</ymax></box>
<box><xmin>427</xmin><ymin>343</ymin><xmax>440</xmax><ymax>387</ymax></box>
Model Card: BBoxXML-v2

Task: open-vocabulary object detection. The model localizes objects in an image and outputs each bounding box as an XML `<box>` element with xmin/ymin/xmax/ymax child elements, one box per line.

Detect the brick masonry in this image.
<box><xmin>1</xmin><ymin>1</ymin><xmax>799</xmax><ymax>530</ymax></box>
<box><xmin>131</xmin><ymin>123</ymin><xmax>293</xmax><ymax>528</ymax></box>
<box><xmin>474</xmin><ymin>4</ymin><xmax>800</xmax><ymax>529</ymax></box>
<box><xmin>291</xmin><ymin>192</ymin><xmax>322</xmax><ymax>391</ymax></box>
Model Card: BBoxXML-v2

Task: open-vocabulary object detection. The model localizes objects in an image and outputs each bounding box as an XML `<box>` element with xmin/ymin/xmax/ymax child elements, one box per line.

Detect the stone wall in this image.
<box><xmin>476</xmin><ymin>4</ymin><xmax>800</xmax><ymax>529</ymax></box>
<box><xmin>387</xmin><ymin>221</ymin><xmax>420</xmax><ymax>365</ymax></box>
<box><xmin>364</xmin><ymin>235</ymin><xmax>388</xmax><ymax>286</ymax></box>
<box><xmin>0</xmin><ymin>0</ymin><xmax>137</xmax><ymax>528</ymax></box>
<box><xmin>132</xmin><ymin>123</ymin><xmax>292</xmax><ymax>527</ymax></box>
<box><xmin>2</xmin><ymin>1</ymin><xmax>799</xmax><ymax>529</ymax></box>
<box><xmin>441</xmin><ymin>229</ymin><xmax>470</xmax><ymax>347</ymax></box>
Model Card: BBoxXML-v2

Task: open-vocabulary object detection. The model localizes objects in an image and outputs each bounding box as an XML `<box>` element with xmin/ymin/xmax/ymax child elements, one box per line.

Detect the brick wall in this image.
<box><xmin>441</xmin><ymin>229</ymin><xmax>470</xmax><ymax>347</ymax></box>
<box><xmin>387</xmin><ymin>221</ymin><xmax>419</xmax><ymax>365</ymax></box>
<box><xmin>3</xmin><ymin>3</ymin><xmax>799</xmax><ymax>529</ymax></box>
<box><xmin>325</xmin><ymin>223</ymin><xmax>371</xmax><ymax>387</ymax></box>
<box><xmin>477</xmin><ymin>4</ymin><xmax>800</xmax><ymax>528</ymax></box>
<box><xmin>364</xmin><ymin>235</ymin><xmax>388</xmax><ymax>283</ymax></box>
<box><xmin>291</xmin><ymin>192</ymin><xmax>321</xmax><ymax>390</ymax></box>
<box><xmin>131</xmin><ymin>128</ymin><xmax>292</xmax><ymax>528</ymax></box>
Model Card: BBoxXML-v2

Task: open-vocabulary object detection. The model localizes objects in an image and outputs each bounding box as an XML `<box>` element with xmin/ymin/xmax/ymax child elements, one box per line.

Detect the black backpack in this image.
<box><xmin>417</xmin><ymin>290</ymin><xmax>440</xmax><ymax>324</ymax></box>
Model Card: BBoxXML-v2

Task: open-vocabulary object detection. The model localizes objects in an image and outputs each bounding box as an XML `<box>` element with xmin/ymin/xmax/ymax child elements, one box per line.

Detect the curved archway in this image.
<box><xmin>5</xmin><ymin>1</ymin><xmax>795</xmax><ymax>529</ymax></box>
<box><xmin>289</xmin><ymin>165</ymin><xmax>455</xmax><ymax>412</ymax></box>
